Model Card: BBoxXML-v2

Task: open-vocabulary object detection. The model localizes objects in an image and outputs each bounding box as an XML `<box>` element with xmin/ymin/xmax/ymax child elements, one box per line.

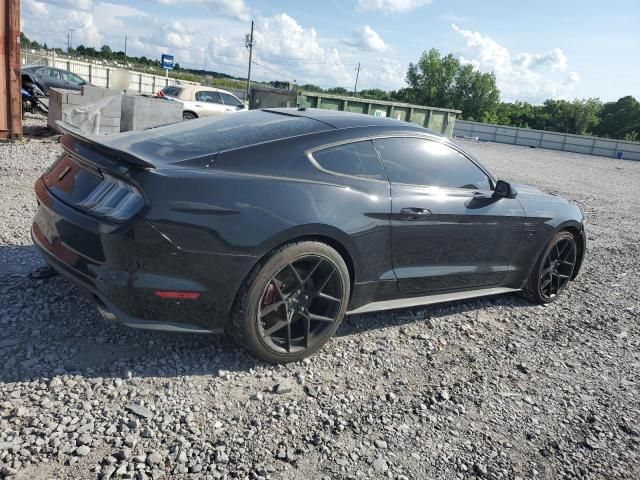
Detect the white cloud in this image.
<box><xmin>514</xmin><ymin>48</ymin><xmax>568</xmax><ymax>72</ymax></box>
<box><xmin>137</xmin><ymin>19</ymin><xmax>197</xmax><ymax>63</ymax></box>
<box><xmin>39</xmin><ymin>0</ymin><xmax>93</xmax><ymax>11</ymax></box>
<box><xmin>251</xmin><ymin>14</ymin><xmax>352</xmax><ymax>87</ymax></box>
<box><xmin>452</xmin><ymin>24</ymin><xmax>579</xmax><ymax>101</ymax></box>
<box><xmin>564</xmin><ymin>71</ymin><xmax>580</xmax><ymax>85</ymax></box>
<box><xmin>93</xmin><ymin>2</ymin><xmax>148</xmax><ymax>32</ymax></box>
<box><xmin>23</xmin><ymin>0</ymin><xmax>48</xmax><ymax>16</ymax></box>
<box><xmin>343</xmin><ymin>25</ymin><xmax>388</xmax><ymax>52</ymax></box>
<box><xmin>356</xmin><ymin>0</ymin><xmax>432</xmax><ymax>13</ymax></box>
<box><xmin>153</xmin><ymin>0</ymin><xmax>250</xmax><ymax>21</ymax></box>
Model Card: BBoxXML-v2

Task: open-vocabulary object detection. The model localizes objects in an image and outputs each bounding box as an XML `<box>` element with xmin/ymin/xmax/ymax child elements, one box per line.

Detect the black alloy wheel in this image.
<box><xmin>258</xmin><ymin>255</ymin><xmax>344</xmax><ymax>354</ymax></box>
<box><xmin>524</xmin><ymin>231</ymin><xmax>577</xmax><ymax>304</ymax></box>
<box><xmin>228</xmin><ymin>241</ymin><xmax>350</xmax><ymax>363</ymax></box>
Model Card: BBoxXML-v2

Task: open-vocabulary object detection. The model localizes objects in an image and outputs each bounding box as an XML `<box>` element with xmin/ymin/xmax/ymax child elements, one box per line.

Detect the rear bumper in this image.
<box><xmin>32</xmin><ymin>179</ymin><xmax>256</xmax><ymax>332</ymax></box>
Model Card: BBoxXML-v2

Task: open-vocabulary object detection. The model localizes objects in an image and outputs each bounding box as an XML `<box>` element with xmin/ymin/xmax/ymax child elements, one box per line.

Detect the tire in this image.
<box><xmin>523</xmin><ymin>231</ymin><xmax>577</xmax><ymax>304</ymax></box>
<box><xmin>227</xmin><ymin>241</ymin><xmax>350</xmax><ymax>364</ymax></box>
<box><xmin>182</xmin><ymin>111</ymin><xmax>197</xmax><ymax>120</ymax></box>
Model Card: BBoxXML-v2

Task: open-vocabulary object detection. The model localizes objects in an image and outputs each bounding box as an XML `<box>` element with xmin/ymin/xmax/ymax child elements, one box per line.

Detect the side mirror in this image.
<box><xmin>493</xmin><ymin>180</ymin><xmax>517</xmax><ymax>198</ymax></box>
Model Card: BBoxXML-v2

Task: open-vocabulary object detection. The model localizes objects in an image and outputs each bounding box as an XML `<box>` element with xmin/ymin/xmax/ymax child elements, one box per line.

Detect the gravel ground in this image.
<box><xmin>1</xmin><ymin>121</ymin><xmax>639</xmax><ymax>480</ymax></box>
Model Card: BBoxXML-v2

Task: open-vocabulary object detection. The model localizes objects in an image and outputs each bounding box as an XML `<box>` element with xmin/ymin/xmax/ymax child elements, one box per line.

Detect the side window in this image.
<box><xmin>374</xmin><ymin>137</ymin><xmax>491</xmax><ymax>190</ymax></box>
<box><xmin>220</xmin><ymin>92</ymin><xmax>243</xmax><ymax>108</ymax></box>
<box><xmin>195</xmin><ymin>91</ymin><xmax>223</xmax><ymax>104</ymax></box>
<box><xmin>40</xmin><ymin>68</ymin><xmax>59</xmax><ymax>79</ymax></box>
<box><xmin>312</xmin><ymin>141</ymin><xmax>387</xmax><ymax>181</ymax></box>
<box><xmin>63</xmin><ymin>72</ymin><xmax>83</xmax><ymax>83</ymax></box>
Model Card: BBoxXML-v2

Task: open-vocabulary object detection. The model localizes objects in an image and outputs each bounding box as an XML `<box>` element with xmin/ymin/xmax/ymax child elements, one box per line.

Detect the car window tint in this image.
<box><xmin>374</xmin><ymin>137</ymin><xmax>491</xmax><ymax>190</ymax></box>
<box><xmin>195</xmin><ymin>91</ymin><xmax>222</xmax><ymax>104</ymax></box>
<box><xmin>220</xmin><ymin>93</ymin><xmax>243</xmax><ymax>107</ymax></box>
<box><xmin>313</xmin><ymin>141</ymin><xmax>387</xmax><ymax>181</ymax></box>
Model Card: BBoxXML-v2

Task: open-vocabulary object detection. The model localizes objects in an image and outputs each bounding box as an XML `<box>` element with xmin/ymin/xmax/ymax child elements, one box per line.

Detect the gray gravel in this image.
<box><xmin>1</xmin><ymin>122</ymin><xmax>639</xmax><ymax>479</ymax></box>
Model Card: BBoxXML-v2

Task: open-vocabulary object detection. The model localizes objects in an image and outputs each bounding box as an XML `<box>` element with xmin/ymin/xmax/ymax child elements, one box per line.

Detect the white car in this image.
<box><xmin>157</xmin><ymin>85</ymin><xmax>247</xmax><ymax>120</ymax></box>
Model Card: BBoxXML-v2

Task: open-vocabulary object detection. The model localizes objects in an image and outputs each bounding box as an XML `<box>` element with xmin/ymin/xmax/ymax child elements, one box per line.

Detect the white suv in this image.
<box><xmin>158</xmin><ymin>85</ymin><xmax>247</xmax><ymax>120</ymax></box>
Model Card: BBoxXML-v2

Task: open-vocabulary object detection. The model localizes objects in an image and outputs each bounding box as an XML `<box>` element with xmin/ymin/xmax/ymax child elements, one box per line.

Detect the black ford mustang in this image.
<box><xmin>32</xmin><ymin>109</ymin><xmax>586</xmax><ymax>363</ymax></box>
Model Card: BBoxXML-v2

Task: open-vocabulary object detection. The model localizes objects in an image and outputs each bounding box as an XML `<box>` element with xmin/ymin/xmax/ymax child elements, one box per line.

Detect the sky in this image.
<box><xmin>20</xmin><ymin>0</ymin><xmax>640</xmax><ymax>103</ymax></box>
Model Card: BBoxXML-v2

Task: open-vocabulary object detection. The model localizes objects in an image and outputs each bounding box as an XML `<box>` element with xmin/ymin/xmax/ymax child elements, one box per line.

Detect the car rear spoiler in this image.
<box><xmin>56</xmin><ymin>121</ymin><xmax>155</xmax><ymax>170</ymax></box>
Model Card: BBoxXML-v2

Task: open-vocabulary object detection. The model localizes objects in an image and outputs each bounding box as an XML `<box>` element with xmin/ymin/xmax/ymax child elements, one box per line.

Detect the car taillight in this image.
<box><xmin>76</xmin><ymin>173</ymin><xmax>144</xmax><ymax>221</ymax></box>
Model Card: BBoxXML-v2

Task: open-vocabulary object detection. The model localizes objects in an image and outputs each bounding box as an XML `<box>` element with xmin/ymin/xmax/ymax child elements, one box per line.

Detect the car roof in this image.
<box><xmin>175</xmin><ymin>85</ymin><xmax>236</xmax><ymax>95</ymax></box>
<box><xmin>264</xmin><ymin>107</ymin><xmax>422</xmax><ymax>130</ymax></box>
<box><xmin>95</xmin><ymin>108</ymin><xmax>440</xmax><ymax>166</ymax></box>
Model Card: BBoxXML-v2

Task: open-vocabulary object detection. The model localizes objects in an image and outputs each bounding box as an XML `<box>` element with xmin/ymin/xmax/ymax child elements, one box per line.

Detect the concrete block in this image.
<box><xmin>47</xmin><ymin>88</ymin><xmax>81</xmax><ymax>130</ymax></box>
<box><xmin>120</xmin><ymin>95</ymin><xmax>182</xmax><ymax>132</ymax></box>
<box><xmin>81</xmin><ymin>84</ymin><xmax>121</xmax><ymax>99</ymax></box>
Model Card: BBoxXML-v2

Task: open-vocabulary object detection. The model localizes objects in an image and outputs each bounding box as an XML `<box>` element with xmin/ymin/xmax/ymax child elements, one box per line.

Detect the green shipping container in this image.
<box><xmin>297</xmin><ymin>92</ymin><xmax>460</xmax><ymax>137</ymax></box>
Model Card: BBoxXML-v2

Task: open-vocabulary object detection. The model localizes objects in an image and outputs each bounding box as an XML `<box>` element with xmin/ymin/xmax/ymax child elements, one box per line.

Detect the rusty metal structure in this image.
<box><xmin>0</xmin><ymin>0</ymin><xmax>22</xmax><ymax>140</ymax></box>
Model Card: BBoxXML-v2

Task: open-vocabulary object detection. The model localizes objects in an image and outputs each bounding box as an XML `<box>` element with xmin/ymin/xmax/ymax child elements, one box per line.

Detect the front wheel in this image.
<box><xmin>524</xmin><ymin>231</ymin><xmax>577</xmax><ymax>304</ymax></box>
<box><xmin>182</xmin><ymin>111</ymin><xmax>197</xmax><ymax>120</ymax></box>
<box><xmin>228</xmin><ymin>241</ymin><xmax>350</xmax><ymax>364</ymax></box>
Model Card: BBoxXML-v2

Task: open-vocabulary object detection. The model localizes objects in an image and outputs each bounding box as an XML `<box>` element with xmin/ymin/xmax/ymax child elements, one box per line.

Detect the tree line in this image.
<box><xmin>304</xmin><ymin>49</ymin><xmax>640</xmax><ymax>142</ymax></box>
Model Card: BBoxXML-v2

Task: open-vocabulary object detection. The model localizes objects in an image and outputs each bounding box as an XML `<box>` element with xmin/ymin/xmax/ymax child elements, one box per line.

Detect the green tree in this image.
<box><xmin>358</xmin><ymin>88</ymin><xmax>392</xmax><ymax>101</ymax></box>
<box><xmin>325</xmin><ymin>87</ymin><xmax>349</xmax><ymax>95</ymax></box>
<box><xmin>404</xmin><ymin>48</ymin><xmax>500</xmax><ymax>120</ymax></box>
<box><xmin>100</xmin><ymin>45</ymin><xmax>113</xmax><ymax>59</ymax></box>
<box><xmin>594</xmin><ymin>96</ymin><xmax>640</xmax><ymax>140</ymax></box>
<box><xmin>541</xmin><ymin>99</ymin><xmax>602</xmax><ymax>135</ymax></box>
<box><xmin>299</xmin><ymin>84</ymin><xmax>324</xmax><ymax>93</ymax></box>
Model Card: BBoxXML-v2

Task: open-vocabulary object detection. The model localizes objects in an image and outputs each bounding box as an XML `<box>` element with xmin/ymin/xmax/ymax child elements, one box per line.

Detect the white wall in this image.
<box><xmin>454</xmin><ymin>120</ymin><xmax>640</xmax><ymax>161</ymax></box>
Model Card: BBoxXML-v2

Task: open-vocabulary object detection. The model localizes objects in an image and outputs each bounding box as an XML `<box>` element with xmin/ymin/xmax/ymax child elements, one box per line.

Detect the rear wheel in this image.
<box><xmin>228</xmin><ymin>241</ymin><xmax>350</xmax><ymax>363</ymax></box>
<box><xmin>524</xmin><ymin>231</ymin><xmax>577</xmax><ymax>304</ymax></box>
<box><xmin>182</xmin><ymin>111</ymin><xmax>197</xmax><ymax>120</ymax></box>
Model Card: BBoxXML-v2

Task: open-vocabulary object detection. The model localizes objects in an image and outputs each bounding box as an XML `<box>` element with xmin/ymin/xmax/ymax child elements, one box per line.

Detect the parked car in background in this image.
<box><xmin>32</xmin><ymin>109</ymin><xmax>586</xmax><ymax>364</ymax></box>
<box><xmin>157</xmin><ymin>85</ymin><xmax>246</xmax><ymax>120</ymax></box>
<box><xmin>21</xmin><ymin>66</ymin><xmax>88</xmax><ymax>94</ymax></box>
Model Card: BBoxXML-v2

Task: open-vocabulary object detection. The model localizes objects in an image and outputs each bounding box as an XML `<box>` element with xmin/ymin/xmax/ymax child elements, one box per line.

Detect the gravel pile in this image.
<box><xmin>0</xmin><ymin>125</ymin><xmax>639</xmax><ymax>479</ymax></box>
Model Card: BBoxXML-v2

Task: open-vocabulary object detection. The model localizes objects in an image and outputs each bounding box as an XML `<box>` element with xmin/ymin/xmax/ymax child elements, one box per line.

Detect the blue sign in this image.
<box><xmin>161</xmin><ymin>54</ymin><xmax>174</xmax><ymax>70</ymax></box>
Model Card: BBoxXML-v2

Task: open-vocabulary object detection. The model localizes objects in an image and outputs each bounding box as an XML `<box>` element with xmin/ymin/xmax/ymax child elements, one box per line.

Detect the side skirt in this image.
<box><xmin>346</xmin><ymin>287</ymin><xmax>520</xmax><ymax>315</ymax></box>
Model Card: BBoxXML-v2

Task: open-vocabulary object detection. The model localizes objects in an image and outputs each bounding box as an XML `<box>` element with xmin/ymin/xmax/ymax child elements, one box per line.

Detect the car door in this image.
<box><xmin>35</xmin><ymin>68</ymin><xmax>61</xmax><ymax>93</ymax></box>
<box><xmin>194</xmin><ymin>91</ymin><xmax>225</xmax><ymax>117</ymax></box>
<box><xmin>219</xmin><ymin>92</ymin><xmax>245</xmax><ymax>112</ymax></box>
<box><xmin>62</xmin><ymin>71</ymin><xmax>86</xmax><ymax>91</ymax></box>
<box><xmin>374</xmin><ymin>136</ymin><xmax>525</xmax><ymax>294</ymax></box>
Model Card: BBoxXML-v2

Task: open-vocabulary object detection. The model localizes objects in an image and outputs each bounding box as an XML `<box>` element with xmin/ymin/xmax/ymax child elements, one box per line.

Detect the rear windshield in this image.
<box><xmin>99</xmin><ymin>110</ymin><xmax>332</xmax><ymax>164</ymax></box>
<box><xmin>161</xmin><ymin>86</ymin><xmax>183</xmax><ymax>97</ymax></box>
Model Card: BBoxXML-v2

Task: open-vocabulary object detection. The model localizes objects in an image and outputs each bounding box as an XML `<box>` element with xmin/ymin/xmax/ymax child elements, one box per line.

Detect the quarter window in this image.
<box><xmin>312</xmin><ymin>141</ymin><xmax>387</xmax><ymax>181</ymax></box>
<box><xmin>374</xmin><ymin>137</ymin><xmax>491</xmax><ymax>190</ymax></box>
<box><xmin>195</xmin><ymin>91</ymin><xmax>223</xmax><ymax>104</ymax></box>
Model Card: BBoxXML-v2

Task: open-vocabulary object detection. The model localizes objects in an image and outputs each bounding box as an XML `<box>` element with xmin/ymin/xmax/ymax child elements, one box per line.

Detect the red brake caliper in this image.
<box><xmin>262</xmin><ymin>283</ymin><xmax>277</xmax><ymax>306</ymax></box>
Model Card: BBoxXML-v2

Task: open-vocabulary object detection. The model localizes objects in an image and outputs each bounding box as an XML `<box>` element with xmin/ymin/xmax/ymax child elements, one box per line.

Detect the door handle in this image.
<box><xmin>400</xmin><ymin>207</ymin><xmax>431</xmax><ymax>219</ymax></box>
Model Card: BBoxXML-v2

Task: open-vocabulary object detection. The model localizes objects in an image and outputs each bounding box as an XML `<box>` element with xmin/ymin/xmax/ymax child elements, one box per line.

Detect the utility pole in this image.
<box><xmin>1</xmin><ymin>0</ymin><xmax>23</xmax><ymax>140</ymax></box>
<box><xmin>123</xmin><ymin>35</ymin><xmax>127</xmax><ymax>66</ymax></box>
<box><xmin>68</xmin><ymin>28</ymin><xmax>75</xmax><ymax>54</ymax></box>
<box><xmin>245</xmin><ymin>20</ymin><xmax>254</xmax><ymax>101</ymax></box>
<box><xmin>353</xmin><ymin>62</ymin><xmax>360</xmax><ymax>96</ymax></box>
